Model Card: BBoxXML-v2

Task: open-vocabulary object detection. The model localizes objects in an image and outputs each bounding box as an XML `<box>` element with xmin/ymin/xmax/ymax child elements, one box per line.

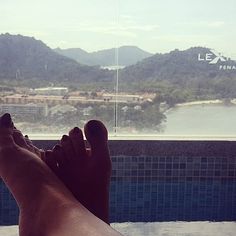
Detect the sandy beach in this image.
<box><xmin>176</xmin><ymin>99</ymin><xmax>223</xmax><ymax>107</ymax></box>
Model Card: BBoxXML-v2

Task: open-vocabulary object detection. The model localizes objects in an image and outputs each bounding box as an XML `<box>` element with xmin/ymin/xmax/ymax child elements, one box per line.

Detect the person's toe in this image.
<box><xmin>60</xmin><ymin>135</ymin><xmax>76</xmax><ymax>161</ymax></box>
<box><xmin>84</xmin><ymin>120</ymin><xmax>109</xmax><ymax>159</ymax></box>
<box><xmin>0</xmin><ymin>113</ymin><xmax>13</xmax><ymax>129</ymax></box>
<box><xmin>12</xmin><ymin>129</ymin><xmax>32</xmax><ymax>151</ymax></box>
<box><xmin>24</xmin><ymin>135</ymin><xmax>33</xmax><ymax>146</ymax></box>
<box><xmin>68</xmin><ymin>127</ymin><xmax>87</xmax><ymax>158</ymax></box>
<box><xmin>52</xmin><ymin>144</ymin><xmax>66</xmax><ymax>168</ymax></box>
<box><xmin>0</xmin><ymin>113</ymin><xmax>14</xmax><ymax>145</ymax></box>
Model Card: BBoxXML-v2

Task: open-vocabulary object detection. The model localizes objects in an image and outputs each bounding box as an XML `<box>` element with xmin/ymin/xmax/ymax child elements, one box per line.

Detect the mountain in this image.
<box><xmin>54</xmin><ymin>47</ymin><xmax>92</xmax><ymax>65</ymax></box>
<box><xmin>54</xmin><ymin>46</ymin><xmax>153</xmax><ymax>66</ymax></box>
<box><xmin>0</xmin><ymin>33</ymin><xmax>112</xmax><ymax>86</ymax></box>
<box><xmin>119</xmin><ymin>47</ymin><xmax>236</xmax><ymax>99</ymax></box>
<box><xmin>1</xmin><ymin>34</ymin><xmax>236</xmax><ymax>99</ymax></box>
<box><xmin>120</xmin><ymin>47</ymin><xmax>236</xmax><ymax>83</ymax></box>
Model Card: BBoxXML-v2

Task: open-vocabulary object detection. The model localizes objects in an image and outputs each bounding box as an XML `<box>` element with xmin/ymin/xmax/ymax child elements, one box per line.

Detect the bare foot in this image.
<box><xmin>12</xmin><ymin>126</ymin><xmax>43</xmax><ymax>158</ymax></box>
<box><xmin>0</xmin><ymin>114</ymin><xmax>120</xmax><ymax>236</ymax></box>
<box><xmin>6</xmin><ymin>117</ymin><xmax>111</xmax><ymax>224</ymax></box>
<box><xmin>44</xmin><ymin>120</ymin><xmax>112</xmax><ymax>224</ymax></box>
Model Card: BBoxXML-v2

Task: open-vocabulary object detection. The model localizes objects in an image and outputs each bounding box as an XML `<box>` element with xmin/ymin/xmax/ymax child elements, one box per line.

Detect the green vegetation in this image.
<box><xmin>1</xmin><ymin>34</ymin><xmax>236</xmax><ymax>133</ymax></box>
<box><xmin>45</xmin><ymin>102</ymin><xmax>166</xmax><ymax>133</ymax></box>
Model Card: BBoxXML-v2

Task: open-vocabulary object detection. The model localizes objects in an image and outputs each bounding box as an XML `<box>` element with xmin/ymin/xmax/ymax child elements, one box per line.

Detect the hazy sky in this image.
<box><xmin>1</xmin><ymin>0</ymin><xmax>236</xmax><ymax>57</ymax></box>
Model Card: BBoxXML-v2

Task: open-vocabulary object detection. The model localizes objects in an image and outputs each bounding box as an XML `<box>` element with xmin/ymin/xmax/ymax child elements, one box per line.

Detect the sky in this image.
<box><xmin>1</xmin><ymin>0</ymin><xmax>236</xmax><ymax>57</ymax></box>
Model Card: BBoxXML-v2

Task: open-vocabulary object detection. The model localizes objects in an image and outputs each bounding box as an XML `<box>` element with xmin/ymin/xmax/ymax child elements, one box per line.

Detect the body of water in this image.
<box><xmin>163</xmin><ymin>104</ymin><xmax>236</xmax><ymax>136</ymax></box>
<box><xmin>24</xmin><ymin>104</ymin><xmax>236</xmax><ymax>140</ymax></box>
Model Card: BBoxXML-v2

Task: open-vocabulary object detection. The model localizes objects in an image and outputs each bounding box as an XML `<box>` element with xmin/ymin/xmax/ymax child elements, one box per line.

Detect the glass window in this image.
<box><xmin>0</xmin><ymin>0</ymin><xmax>236</xmax><ymax>138</ymax></box>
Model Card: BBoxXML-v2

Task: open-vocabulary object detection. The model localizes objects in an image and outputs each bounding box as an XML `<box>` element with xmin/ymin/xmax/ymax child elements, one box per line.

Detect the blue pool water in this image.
<box><xmin>1</xmin><ymin>153</ymin><xmax>236</xmax><ymax>224</ymax></box>
<box><xmin>109</xmin><ymin>154</ymin><xmax>236</xmax><ymax>222</ymax></box>
<box><xmin>110</xmin><ymin>180</ymin><xmax>236</xmax><ymax>222</ymax></box>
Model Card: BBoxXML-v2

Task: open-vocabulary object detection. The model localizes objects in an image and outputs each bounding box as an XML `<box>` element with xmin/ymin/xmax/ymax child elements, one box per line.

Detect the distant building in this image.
<box><xmin>0</xmin><ymin>103</ymin><xmax>48</xmax><ymax>117</ymax></box>
<box><xmin>82</xmin><ymin>106</ymin><xmax>93</xmax><ymax>116</ymax></box>
<box><xmin>49</xmin><ymin>104</ymin><xmax>77</xmax><ymax>116</ymax></box>
<box><xmin>134</xmin><ymin>105</ymin><xmax>142</xmax><ymax>111</ymax></box>
<box><xmin>121</xmin><ymin>106</ymin><xmax>129</xmax><ymax>112</ymax></box>
<box><xmin>100</xmin><ymin>65</ymin><xmax>125</xmax><ymax>70</ymax></box>
<box><xmin>102</xmin><ymin>93</ymin><xmax>143</xmax><ymax>103</ymax></box>
<box><xmin>32</xmin><ymin>87</ymin><xmax>68</xmax><ymax>96</ymax></box>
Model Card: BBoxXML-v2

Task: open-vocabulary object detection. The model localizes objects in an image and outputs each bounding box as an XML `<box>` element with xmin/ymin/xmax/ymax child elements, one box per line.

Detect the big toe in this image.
<box><xmin>0</xmin><ymin>113</ymin><xmax>14</xmax><ymax>146</ymax></box>
<box><xmin>0</xmin><ymin>113</ymin><xmax>14</xmax><ymax>135</ymax></box>
<box><xmin>84</xmin><ymin>120</ymin><xmax>108</xmax><ymax>143</ymax></box>
<box><xmin>68</xmin><ymin>127</ymin><xmax>86</xmax><ymax>159</ymax></box>
<box><xmin>84</xmin><ymin>120</ymin><xmax>109</xmax><ymax>158</ymax></box>
<box><xmin>0</xmin><ymin>113</ymin><xmax>13</xmax><ymax>129</ymax></box>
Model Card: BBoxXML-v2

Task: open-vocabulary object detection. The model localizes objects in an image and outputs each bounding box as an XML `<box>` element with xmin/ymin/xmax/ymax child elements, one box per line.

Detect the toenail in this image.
<box><xmin>62</xmin><ymin>135</ymin><xmax>70</xmax><ymax>142</ymax></box>
<box><xmin>2</xmin><ymin>113</ymin><xmax>11</xmax><ymax>119</ymax></box>
<box><xmin>85</xmin><ymin>120</ymin><xmax>108</xmax><ymax>142</ymax></box>
<box><xmin>1</xmin><ymin>113</ymin><xmax>13</xmax><ymax>127</ymax></box>
<box><xmin>86</xmin><ymin>120</ymin><xmax>103</xmax><ymax>134</ymax></box>
<box><xmin>73</xmin><ymin>127</ymin><xmax>81</xmax><ymax>133</ymax></box>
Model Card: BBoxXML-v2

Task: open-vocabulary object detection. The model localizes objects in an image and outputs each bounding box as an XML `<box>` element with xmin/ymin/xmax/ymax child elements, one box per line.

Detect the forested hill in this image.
<box><xmin>54</xmin><ymin>46</ymin><xmax>153</xmax><ymax>66</ymax></box>
<box><xmin>1</xmin><ymin>33</ymin><xmax>236</xmax><ymax>100</ymax></box>
<box><xmin>121</xmin><ymin>47</ymin><xmax>236</xmax><ymax>82</ymax></box>
<box><xmin>119</xmin><ymin>47</ymin><xmax>236</xmax><ymax>98</ymax></box>
<box><xmin>0</xmin><ymin>33</ymin><xmax>112</xmax><ymax>85</ymax></box>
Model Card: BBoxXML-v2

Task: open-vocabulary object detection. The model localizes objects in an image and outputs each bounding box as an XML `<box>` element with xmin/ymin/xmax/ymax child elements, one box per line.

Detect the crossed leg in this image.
<box><xmin>0</xmin><ymin>114</ymin><xmax>122</xmax><ymax>236</ymax></box>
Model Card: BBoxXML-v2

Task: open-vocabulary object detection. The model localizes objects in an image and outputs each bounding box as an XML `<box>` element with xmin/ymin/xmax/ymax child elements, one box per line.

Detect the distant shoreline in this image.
<box><xmin>164</xmin><ymin>99</ymin><xmax>236</xmax><ymax>115</ymax></box>
<box><xmin>176</xmin><ymin>99</ymin><xmax>223</xmax><ymax>107</ymax></box>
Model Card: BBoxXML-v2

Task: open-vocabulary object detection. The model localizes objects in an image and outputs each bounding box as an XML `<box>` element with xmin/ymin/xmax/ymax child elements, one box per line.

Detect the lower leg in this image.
<box><xmin>0</xmin><ymin>114</ymin><xmax>122</xmax><ymax>236</ymax></box>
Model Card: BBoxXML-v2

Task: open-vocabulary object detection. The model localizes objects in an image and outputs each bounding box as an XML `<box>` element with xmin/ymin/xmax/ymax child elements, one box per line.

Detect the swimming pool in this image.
<box><xmin>0</xmin><ymin>141</ymin><xmax>236</xmax><ymax>226</ymax></box>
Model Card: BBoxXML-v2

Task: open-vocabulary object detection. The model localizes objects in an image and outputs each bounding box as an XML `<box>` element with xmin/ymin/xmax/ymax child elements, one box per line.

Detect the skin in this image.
<box><xmin>0</xmin><ymin>113</ymin><xmax>122</xmax><ymax>236</ymax></box>
<box><xmin>43</xmin><ymin>121</ymin><xmax>111</xmax><ymax>224</ymax></box>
